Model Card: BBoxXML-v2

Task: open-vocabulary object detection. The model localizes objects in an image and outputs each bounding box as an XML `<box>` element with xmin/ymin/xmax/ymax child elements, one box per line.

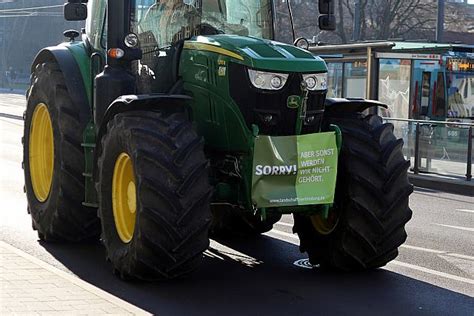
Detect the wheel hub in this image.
<box><xmin>112</xmin><ymin>153</ymin><xmax>137</xmax><ymax>243</ymax></box>
<box><xmin>29</xmin><ymin>103</ymin><xmax>54</xmax><ymax>202</ymax></box>
<box><xmin>310</xmin><ymin>209</ymin><xmax>339</xmax><ymax>235</ymax></box>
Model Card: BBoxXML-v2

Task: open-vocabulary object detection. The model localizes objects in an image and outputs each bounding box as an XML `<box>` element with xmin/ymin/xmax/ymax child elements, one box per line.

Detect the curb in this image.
<box><xmin>0</xmin><ymin>241</ymin><xmax>152</xmax><ymax>316</ymax></box>
<box><xmin>409</xmin><ymin>174</ymin><xmax>474</xmax><ymax>196</ymax></box>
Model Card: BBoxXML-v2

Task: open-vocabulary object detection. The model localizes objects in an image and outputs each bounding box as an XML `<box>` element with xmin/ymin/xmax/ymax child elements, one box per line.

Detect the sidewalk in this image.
<box><xmin>0</xmin><ymin>241</ymin><xmax>151</xmax><ymax>315</ymax></box>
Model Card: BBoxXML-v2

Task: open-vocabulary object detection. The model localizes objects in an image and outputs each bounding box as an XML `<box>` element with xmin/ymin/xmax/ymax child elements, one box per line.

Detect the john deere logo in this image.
<box><xmin>287</xmin><ymin>95</ymin><xmax>301</xmax><ymax>109</ymax></box>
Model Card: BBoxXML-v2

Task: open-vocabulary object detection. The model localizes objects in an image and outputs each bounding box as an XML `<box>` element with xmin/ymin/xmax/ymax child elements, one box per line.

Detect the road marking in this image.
<box><xmin>274</xmin><ymin>221</ymin><xmax>293</xmax><ymax>228</ymax></box>
<box><xmin>438</xmin><ymin>255</ymin><xmax>474</xmax><ymax>277</ymax></box>
<box><xmin>271</xmin><ymin>229</ymin><xmax>474</xmax><ymax>260</ymax></box>
<box><xmin>433</xmin><ymin>223</ymin><xmax>474</xmax><ymax>232</ymax></box>
<box><xmin>269</xmin><ymin>229</ymin><xmax>298</xmax><ymax>241</ymax></box>
<box><xmin>447</xmin><ymin>253</ymin><xmax>474</xmax><ymax>261</ymax></box>
<box><xmin>400</xmin><ymin>244</ymin><xmax>446</xmax><ymax>254</ymax></box>
<box><xmin>400</xmin><ymin>245</ymin><xmax>474</xmax><ymax>261</ymax></box>
<box><xmin>388</xmin><ymin>261</ymin><xmax>474</xmax><ymax>285</ymax></box>
<box><xmin>456</xmin><ymin>209</ymin><xmax>474</xmax><ymax>214</ymax></box>
<box><xmin>269</xmin><ymin>229</ymin><xmax>474</xmax><ymax>284</ymax></box>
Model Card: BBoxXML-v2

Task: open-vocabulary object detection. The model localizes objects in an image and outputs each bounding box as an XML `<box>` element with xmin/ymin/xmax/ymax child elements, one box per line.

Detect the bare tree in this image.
<box><xmin>329</xmin><ymin>0</ymin><xmax>438</xmax><ymax>43</ymax></box>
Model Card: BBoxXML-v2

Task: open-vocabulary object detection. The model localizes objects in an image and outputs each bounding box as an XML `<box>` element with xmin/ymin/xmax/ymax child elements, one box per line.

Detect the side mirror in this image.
<box><xmin>64</xmin><ymin>2</ymin><xmax>88</xmax><ymax>21</ymax></box>
<box><xmin>319</xmin><ymin>14</ymin><xmax>336</xmax><ymax>31</ymax></box>
<box><xmin>319</xmin><ymin>0</ymin><xmax>335</xmax><ymax>15</ymax></box>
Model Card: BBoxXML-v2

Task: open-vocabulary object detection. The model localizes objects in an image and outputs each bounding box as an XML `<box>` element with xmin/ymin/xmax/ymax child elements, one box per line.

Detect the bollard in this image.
<box><xmin>414</xmin><ymin>122</ymin><xmax>420</xmax><ymax>174</ymax></box>
<box><xmin>467</xmin><ymin>127</ymin><xmax>472</xmax><ymax>181</ymax></box>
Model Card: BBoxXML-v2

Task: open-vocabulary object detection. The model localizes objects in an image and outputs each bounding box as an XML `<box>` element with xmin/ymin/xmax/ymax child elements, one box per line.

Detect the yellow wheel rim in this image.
<box><xmin>310</xmin><ymin>210</ymin><xmax>339</xmax><ymax>235</ymax></box>
<box><xmin>29</xmin><ymin>103</ymin><xmax>54</xmax><ymax>202</ymax></box>
<box><xmin>112</xmin><ymin>153</ymin><xmax>137</xmax><ymax>243</ymax></box>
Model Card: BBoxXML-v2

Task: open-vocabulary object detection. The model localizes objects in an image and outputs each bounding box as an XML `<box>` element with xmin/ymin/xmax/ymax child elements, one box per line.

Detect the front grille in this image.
<box><xmin>229</xmin><ymin>63</ymin><xmax>326</xmax><ymax>136</ymax></box>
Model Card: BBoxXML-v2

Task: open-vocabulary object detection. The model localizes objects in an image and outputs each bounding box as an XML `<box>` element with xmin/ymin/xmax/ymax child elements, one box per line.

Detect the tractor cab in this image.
<box><xmin>83</xmin><ymin>0</ymin><xmax>335</xmax><ymax>95</ymax></box>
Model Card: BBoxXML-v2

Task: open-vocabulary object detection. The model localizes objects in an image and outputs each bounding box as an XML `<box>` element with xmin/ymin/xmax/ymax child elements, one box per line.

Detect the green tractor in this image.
<box><xmin>23</xmin><ymin>0</ymin><xmax>412</xmax><ymax>280</ymax></box>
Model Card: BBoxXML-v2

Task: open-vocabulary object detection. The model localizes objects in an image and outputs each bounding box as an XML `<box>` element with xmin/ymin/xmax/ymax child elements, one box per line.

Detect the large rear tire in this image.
<box><xmin>23</xmin><ymin>62</ymin><xmax>100</xmax><ymax>241</ymax></box>
<box><xmin>97</xmin><ymin>111</ymin><xmax>212</xmax><ymax>280</ymax></box>
<box><xmin>293</xmin><ymin>113</ymin><xmax>413</xmax><ymax>271</ymax></box>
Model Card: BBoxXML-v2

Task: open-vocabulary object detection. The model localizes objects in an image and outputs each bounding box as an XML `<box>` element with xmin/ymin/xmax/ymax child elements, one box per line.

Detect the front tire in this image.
<box><xmin>97</xmin><ymin>111</ymin><xmax>212</xmax><ymax>280</ymax></box>
<box><xmin>23</xmin><ymin>62</ymin><xmax>100</xmax><ymax>241</ymax></box>
<box><xmin>293</xmin><ymin>113</ymin><xmax>413</xmax><ymax>271</ymax></box>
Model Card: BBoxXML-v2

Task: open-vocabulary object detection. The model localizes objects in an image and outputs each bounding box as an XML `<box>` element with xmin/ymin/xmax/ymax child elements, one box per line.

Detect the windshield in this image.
<box><xmin>202</xmin><ymin>0</ymin><xmax>273</xmax><ymax>39</ymax></box>
<box><xmin>273</xmin><ymin>0</ymin><xmax>319</xmax><ymax>44</ymax></box>
<box><xmin>132</xmin><ymin>0</ymin><xmax>273</xmax><ymax>49</ymax></box>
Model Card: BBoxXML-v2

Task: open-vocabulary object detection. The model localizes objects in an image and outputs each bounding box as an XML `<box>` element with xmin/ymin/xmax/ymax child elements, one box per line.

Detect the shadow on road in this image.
<box><xmin>39</xmin><ymin>235</ymin><xmax>472</xmax><ymax>316</ymax></box>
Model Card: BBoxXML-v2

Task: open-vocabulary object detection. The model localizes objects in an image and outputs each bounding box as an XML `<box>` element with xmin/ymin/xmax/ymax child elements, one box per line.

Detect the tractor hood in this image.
<box><xmin>184</xmin><ymin>35</ymin><xmax>327</xmax><ymax>73</ymax></box>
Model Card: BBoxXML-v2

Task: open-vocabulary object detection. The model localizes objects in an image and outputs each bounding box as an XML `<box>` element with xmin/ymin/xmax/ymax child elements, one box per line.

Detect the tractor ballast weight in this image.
<box><xmin>23</xmin><ymin>0</ymin><xmax>412</xmax><ymax>280</ymax></box>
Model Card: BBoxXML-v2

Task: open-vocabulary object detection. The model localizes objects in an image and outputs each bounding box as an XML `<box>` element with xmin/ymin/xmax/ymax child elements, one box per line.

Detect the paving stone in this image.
<box><xmin>0</xmin><ymin>242</ymin><xmax>150</xmax><ymax>315</ymax></box>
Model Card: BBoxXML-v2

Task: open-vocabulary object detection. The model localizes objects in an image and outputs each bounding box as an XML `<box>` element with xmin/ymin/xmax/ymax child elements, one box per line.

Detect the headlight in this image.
<box><xmin>302</xmin><ymin>73</ymin><xmax>328</xmax><ymax>91</ymax></box>
<box><xmin>248</xmin><ymin>69</ymin><xmax>289</xmax><ymax>90</ymax></box>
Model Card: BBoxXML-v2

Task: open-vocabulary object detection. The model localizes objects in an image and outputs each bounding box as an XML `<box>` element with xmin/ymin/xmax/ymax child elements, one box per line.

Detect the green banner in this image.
<box><xmin>251</xmin><ymin>132</ymin><xmax>338</xmax><ymax>208</ymax></box>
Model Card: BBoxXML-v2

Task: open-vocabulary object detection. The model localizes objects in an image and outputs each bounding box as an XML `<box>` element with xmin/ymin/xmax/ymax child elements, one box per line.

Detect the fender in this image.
<box><xmin>325</xmin><ymin>98</ymin><xmax>388</xmax><ymax>114</ymax></box>
<box><xmin>94</xmin><ymin>94</ymin><xmax>192</xmax><ymax>173</ymax></box>
<box><xmin>31</xmin><ymin>46</ymin><xmax>90</xmax><ymax>120</ymax></box>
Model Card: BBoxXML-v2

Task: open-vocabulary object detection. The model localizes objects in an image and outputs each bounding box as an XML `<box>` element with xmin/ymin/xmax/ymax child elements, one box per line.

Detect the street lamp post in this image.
<box><xmin>436</xmin><ymin>0</ymin><xmax>445</xmax><ymax>43</ymax></box>
<box><xmin>352</xmin><ymin>0</ymin><xmax>361</xmax><ymax>41</ymax></box>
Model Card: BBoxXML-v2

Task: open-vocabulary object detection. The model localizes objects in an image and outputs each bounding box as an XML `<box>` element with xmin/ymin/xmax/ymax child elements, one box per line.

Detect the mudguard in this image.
<box><xmin>94</xmin><ymin>94</ymin><xmax>192</xmax><ymax>169</ymax></box>
<box><xmin>31</xmin><ymin>46</ymin><xmax>90</xmax><ymax>119</ymax></box>
<box><xmin>325</xmin><ymin>98</ymin><xmax>387</xmax><ymax>113</ymax></box>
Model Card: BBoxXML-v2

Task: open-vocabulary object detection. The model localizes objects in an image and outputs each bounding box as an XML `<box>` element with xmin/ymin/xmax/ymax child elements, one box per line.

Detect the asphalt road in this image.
<box><xmin>1</xmin><ymin>93</ymin><xmax>473</xmax><ymax>315</ymax></box>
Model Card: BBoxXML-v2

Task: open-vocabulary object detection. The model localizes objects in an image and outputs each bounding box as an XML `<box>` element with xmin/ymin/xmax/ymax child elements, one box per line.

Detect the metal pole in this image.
<box><xmin>467</xmin><ymin>127</ymin><xmax>472</xmax><ymax>181</ymax></box>
<box><xmin>1</xmin><ymin>14</ymin><xmax>5</xmax><ymax>88</ymax></box>
<box><xmin>414</xmin><ymin>122</ymin><xmax>420</xmax><ymax>174</ymax></box>
<box><xmin>366</xmin><ymin>46</ymin><xmax>372</xmax><ymax>99</ymax></box>
<box><xmin>436</xmin><ymin>0</ymin><xmax>445</xmax><ymax>43</ymax></box>
<box><xmin>353</xmin><ymin>0</ymin><xmax>361</xmax><ymax>41</ymax></box>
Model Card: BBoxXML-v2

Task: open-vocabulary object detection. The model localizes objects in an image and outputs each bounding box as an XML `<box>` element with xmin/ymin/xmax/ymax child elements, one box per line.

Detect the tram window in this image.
<box><xmin>447</xmin><ymin>72</ymin><xmax>474</xmax><ymax>118</ymax></box>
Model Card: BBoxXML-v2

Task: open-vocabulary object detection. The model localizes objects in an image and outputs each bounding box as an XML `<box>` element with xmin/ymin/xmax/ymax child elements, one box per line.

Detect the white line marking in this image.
<box><xmin>269</xmin><ymin>229</ymin><xmax>474</xmax><ymax>284</ymax></box>
<box><xmin>388</xmin><ymin>260</ymin><xmax>474</xmax><ymax>285</ymax></box>
<box><xmin>268</xmin><ymin>229</ymin><xmax>298</xmax><ymax>241</ymax></box>
<box><xmin>446</xmin><ymin>253</ymin><xmax>474</xmax><ymax>261</ymax></box>
<box><xmin>271</xmin><ymin>229</ymin><xmax>474</xmax><ymax>260</ymax></box>
<box><xmin>274</xmin><ymin>222</ymin><xmax>293</xmax><ymax>228</ymax></box>
<box><xmin>400</xmin><ymin>244</ymin><xmax>445</xmax><ymax>254</ymax></box>
<box><xmin>433</xmin><ymin>223</ymin><xmax>474</xmax><ymax>232</ymax></box>
<box><xmin>456</xmin><ymin>209</ymin><xmax>474</xmax><ymax>214</ymax></box>
<box><xmin>400</xmin><ymin>245</ymin><xmax>474</xmax><ymax>261</ymax></box>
